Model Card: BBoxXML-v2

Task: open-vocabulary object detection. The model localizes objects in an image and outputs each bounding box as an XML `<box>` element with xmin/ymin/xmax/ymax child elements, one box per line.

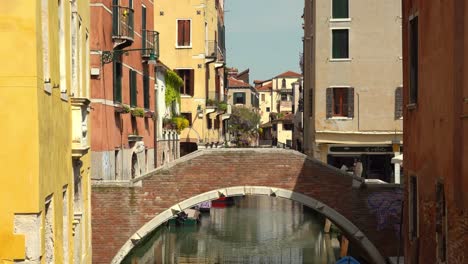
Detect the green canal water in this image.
<box><xmin>122</xmin><ymin>196</ymin><xmax>341</xmax><ymax>264</ymax></box>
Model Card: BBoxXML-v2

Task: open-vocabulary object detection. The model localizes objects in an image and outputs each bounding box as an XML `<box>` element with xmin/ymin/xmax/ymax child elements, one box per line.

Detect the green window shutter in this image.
<box><xmin>142</xmin><ymin>6</ymin><xmax>147</xmax><ymax>50</ymax></box>
<box><xmin>130</xmin><ymin>69</ymin><xmax>137</xmax><ymax>107</ymax></box>
<box><xmin>326</xmin><ymin>88</ymin><xmax>333</xmax><ymax>118</ymax></box>
<box><xmin>143</xmin><ymin>74</ymin><xmax>150</xmax><ymax>109</ymax></box>
<box><xmin>113</xmin><ymin>61</ymin><xmax>122</xmax><ymax>103</ymax></box>
<box><xmin>347</xmin><ymin>87</ymin><xmax>354</xmax><ymax>118</ymax></box>
<box><xmin>395</xmin><ymin>87</ymin><xmax>403</xmax><ymax>119</ymax></box>
<box><xmin>332</xmin><ymin>0</ymin><xmax>349</xmax><ymax>19</ymax></box>
<box><xmin>332</xmin><ymin>29</ymin><xmax>349</xmax><ymax>59</ymax></box>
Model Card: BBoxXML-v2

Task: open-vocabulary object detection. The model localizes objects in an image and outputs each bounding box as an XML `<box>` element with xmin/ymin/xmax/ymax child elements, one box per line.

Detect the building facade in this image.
<box><xmin>90</xmin><ymin>0</ymin><xmax>160</xmax><ymax>181</ymax></box>
<box><xmin>0</xmin><ymin>0</ymin><xmax>92</xmax><ymax>262</ymax></box>
<box><xmin>303</xmin><ymin>0</ymin><xmax>403</xmax><ymax>183</ymax></box>
<box><xmin>154</xmin><ymin>0</ymin><xmax>227</xmax><ymax>154</ymax></box>
<box><xmin>402</xmin><ymin>0</ymin><xmax>468</xmax><ymax>263</ymax></box>
<box><xmin>258</xmin><ymin>71</ymin><xmax>302</xmax><ymax>148</ymax></box>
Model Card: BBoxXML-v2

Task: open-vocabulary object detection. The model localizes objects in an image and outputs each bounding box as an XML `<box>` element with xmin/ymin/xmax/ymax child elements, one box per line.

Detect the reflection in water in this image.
<box><xmin>123</xmin><ymin>196</ymin><xmax>340</xmax><ymax>264</ymax></box>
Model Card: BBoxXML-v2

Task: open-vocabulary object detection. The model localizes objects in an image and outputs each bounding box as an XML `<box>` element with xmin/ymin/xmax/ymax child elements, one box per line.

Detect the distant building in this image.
<box><xmin>0</xmin><ymin>0</ymin><xmax>92</xmax><ymax>262</ymax></box>
<box><xmin>258</xmin><ymin>71</ymin><xmax>302</xmax><ymax>148</ymax></box>
<box><xmin>303</xmin><ymin>0</ymin><xmax>403</xmax><ymax>183</ymax></box>
<box><xmin>402</xmin><ymin>1</ymin><xmax>468</xmax><ymax>263</ymax></box>
<box><xmin>155</xmin><ymin>0</ymin><xmax>227</xmax><ymax>155</ymax></box>
<box><xmin>227</xmin><ymin>77</ymin><xmax>259</xmax><ymax>109</ymax></box>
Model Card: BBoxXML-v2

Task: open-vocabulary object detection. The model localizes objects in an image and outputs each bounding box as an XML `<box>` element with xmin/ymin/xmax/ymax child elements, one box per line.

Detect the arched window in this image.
<box><xmin>281</xmin><ymin>79</ymin><xmax>286</xmax><ymax>89</ymax></box>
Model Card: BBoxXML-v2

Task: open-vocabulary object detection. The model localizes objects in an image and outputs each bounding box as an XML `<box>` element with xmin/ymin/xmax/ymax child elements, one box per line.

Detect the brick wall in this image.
<box><xmin>92</xmin><ymin>149</ymin><xmax>402</xmax><ymax>263</ymax></box>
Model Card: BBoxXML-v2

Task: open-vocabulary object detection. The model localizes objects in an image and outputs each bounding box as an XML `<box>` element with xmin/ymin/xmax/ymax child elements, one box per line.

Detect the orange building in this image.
<box><xmin>90</xmin><ymin>0</ymin><xmax>159</xmax><ymax>181</ymax></box>
<box><xmin>402</xmin><ymin>0</ymin><xmax>468</xmax><ymax>263</ymax></box>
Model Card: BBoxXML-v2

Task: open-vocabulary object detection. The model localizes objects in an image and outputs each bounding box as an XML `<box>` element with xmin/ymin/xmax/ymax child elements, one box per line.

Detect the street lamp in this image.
<box><xmin>101</xmin><ymin>48</ymin><xmax>158</xmax><ymax>65</ymax></box>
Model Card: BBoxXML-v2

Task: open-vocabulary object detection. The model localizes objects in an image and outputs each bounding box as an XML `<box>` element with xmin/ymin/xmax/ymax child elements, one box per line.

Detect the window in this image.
<box><xmin>409</xmin><ymin>176</ymin><xmax>418</xmax><ymax>240</ymax></box>
<box><xmin>436</xmin><ymin>182</ymin><xmax>447</xmax><ymax>262</ymax></box>
<box><xmin>175</xmin><ymin>69</ymin><xmax>194</xmax><ymax>96</ymax></box>
<box><xmin>113</xmin><ymin>61</ymin><xmax>122</xmax><ymax>103</ymax></box>
<box><xmin>234</xmin><ymin>92</ymin><xmax>246</xmax><ymax>104</ymax></box>
<box><xmin>181</xmin><ymin>112</ymin><xmax>192</xmax><ymax>126</ymax></box>
<box><xmin>129</xmin><ymin>69</ymin><xmax>137</xmax><ymax>107</ymax></box>
<box><xmin>266</xmin><ymin>107</ymin><xmax>270</xmax><ymax>112</ymax></box>
<box><xmin>326</xmin><ymin>87</ymin><xmax>354</xmax><ymax>118</ymax></box>
<box><xmin>141</xmin><ymin>6</ymin><xmax>147</xmax><ymax>49</ymax></box>
<box><xmin>214</xmin><ymin>117</ymin><xmax>220</xmax><ymax>129</ymax></box>
<box><xmin>332</xmin><ymin>0</ymin><xmax>349</xmax><ymax>19</ymax></box>
<box><xmin>272</xmin><ymin>124</ymin><xmax>277</xmax><ymax>131</ymax></box>
<box><xmin>395</xmin><ymin>87</ymin><xmax>403</xmax><ymax>119</ymax></box>
<box><xmin>177</xmin><ymin>19</ymin><xmax>191</xmax><ymax>47</ymax></box>
<box><xmin>332</xmin><ymin>29</ymin><xmax>349</xmax><ymax>59</ymax></box>
<box><xmin>143</xmin><ymin>73</ymin><xmax>150</xmax><ymax>109</ymax></box>
<box><xmin>281</xmin><ymin>79</ymin><xmax>286</xmax><ymax>89</ymax></box>
<box><xmin>409</xmin><ymin>16</ymin><xmax>418</xmax><ymax>105</ymax></box>
<box><xmin>207</xmin><ymin>118</ymin><xmax>212</xmax><ymax>129</ymax></box>
<box><xmin>281</xmin><ymin>94</ymin><xmax>288</xmax><ymax>101</ymax></box>
<box><xmin>283</xmin><ymin>124</ymin><xmax>293</xmax><ymax>131</ymax></box>
<box><xmin>177</xmin><ymin>70</ymin><xmax>194</xmax><ymax>96</ymax></box>
<box><xmin>261</xmin><ymin>94</ymin><xmax>265</xmax><ymax>102</ymax></box>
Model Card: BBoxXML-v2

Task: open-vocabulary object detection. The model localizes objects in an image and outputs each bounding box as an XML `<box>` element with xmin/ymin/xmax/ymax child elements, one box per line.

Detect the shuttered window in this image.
<box><xmin>143</xmin><ymin>74</ymin><xmax>150</xmax><ymax>109</ymax></box>
<box><xmin>326</xmin><ymin>87</ymin><xmax>354</xmax><ymax>118</ymax></box>
<box><xmin>332</xmin><ymin>0</ymin><xmax>349</xmax><ymax>19</ymax></box>
<box><xmin>409</xmin><ymin>16</ymin><xmax>418</xmax><ymax>104</ymax></box>
<box><xmin>113</xmin><ymin>61</ymin><xmax>122</xmax><ymax>103</ymax></box>
<box><xmin>395</xmin><ymin>87</ymin><xmax>403</xmax><ymax>119</ymax></box>
<box><xmin>332</xmin><ymin>29</ymin><xmax>349</xmax><ymax>59</ymax></box>
<box><xmin>175</xmin><ymin>69</ymin><xmax>194</xmax><ymax>96</ymax></box>
<box><xmin>177</xmin><ymin>20</ymin><xmax>191</xmax><ymax>47</ymax></box>
<box><xmin>129</xmin><ymin>69</ymin><xmax>137</xmax><ymax>107</ymax></box>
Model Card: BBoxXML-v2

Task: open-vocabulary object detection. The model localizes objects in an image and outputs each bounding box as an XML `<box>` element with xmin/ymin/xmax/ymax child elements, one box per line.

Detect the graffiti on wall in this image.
<box><xmin>367</xmin><ymin>189</ymin><xmax>403</xmax><ymax>235</ymax></box>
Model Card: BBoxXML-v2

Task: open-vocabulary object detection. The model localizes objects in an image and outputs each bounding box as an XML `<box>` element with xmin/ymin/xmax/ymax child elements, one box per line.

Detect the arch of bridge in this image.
<box><xmin>91</xmin><ymin>149</ymin><xmax>402</xmax><ymax>264</ymax></box>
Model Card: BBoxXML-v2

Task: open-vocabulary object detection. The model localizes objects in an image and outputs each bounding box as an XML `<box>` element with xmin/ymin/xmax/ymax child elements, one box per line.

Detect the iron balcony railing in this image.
<box><xmin>142</xmin><ymin>30</ymin><xmax>160</xmax><ymax>59</ymax></box>
<box><xmin>206</xmin><ymin>40</ymin><xmax>218</xmax><ymax>58</ymax></box>
<box><xmin>112</xmin><ymin>6</ymin><xmax>134</xmax><ymax>41</ymax></box>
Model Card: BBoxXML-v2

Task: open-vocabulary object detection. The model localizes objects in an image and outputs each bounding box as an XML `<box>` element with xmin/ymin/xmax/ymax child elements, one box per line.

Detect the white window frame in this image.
<box><xmin>330</xmin><ymin>27</ymin><xmax>351</xmax><ymax>62</ymax></box>
<box><xmin>330</xmin><ymin>0</ymin><xmax>351</xmax><ymax>22</ymax></box>
<box><xmin>175</xmin><ymin>19</ymin><xmax>192</xmax><ymax>49</ymax></box>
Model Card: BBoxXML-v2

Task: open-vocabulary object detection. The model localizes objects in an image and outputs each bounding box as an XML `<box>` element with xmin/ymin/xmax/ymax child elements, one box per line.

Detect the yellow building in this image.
<box><xmin>154</xmin><ymin>0</ymin><xmax>227</xmax><ymax>154</ymax></box>
<box><xmin>0</xmin><ymin>0</ymin><xmax>92</xmax><ymax>263</ymax></box>
<box><xmin>257</xmin><ymin>71</ymin><xmax>302</xmax><ymax>148</ymax></box>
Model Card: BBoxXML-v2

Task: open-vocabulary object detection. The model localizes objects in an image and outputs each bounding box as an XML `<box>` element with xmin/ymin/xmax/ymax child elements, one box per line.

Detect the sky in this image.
<box><xmin>224</xmin><ymin>0</ymin><xmax>304</xmax><ymax>83</ymax></box>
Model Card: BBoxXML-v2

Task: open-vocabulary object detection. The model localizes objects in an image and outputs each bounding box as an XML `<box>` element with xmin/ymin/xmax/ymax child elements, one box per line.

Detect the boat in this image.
<box><xmin>336</xmin><ymin>256</ymin><xmax>360</xmax><ymax>264</ymax></box>
<box><xmin>168</xmin><ymin>209</ymin><xmax>201</xmax><ymax>226</ymax></box>
<box><xmin>211</xmin><ymin>197</ymin><xmax>235</xmax><ymax>208</ymax></box>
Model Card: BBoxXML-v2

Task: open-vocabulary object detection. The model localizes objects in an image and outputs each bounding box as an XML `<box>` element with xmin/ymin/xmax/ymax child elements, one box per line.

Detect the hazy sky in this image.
<box><xmin>224</xmin><ymin>0</ymin><xmax>303</xmax><ymax>83</ymax></box>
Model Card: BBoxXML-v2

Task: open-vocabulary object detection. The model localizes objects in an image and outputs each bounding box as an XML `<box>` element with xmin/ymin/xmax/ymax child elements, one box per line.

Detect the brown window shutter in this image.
<box><xmin>326</xmin><ymin>88</ymin><xmax>333</xmax><ymax>118</ymax></box>
<box><xmin>395</xmin><ymin>87</ymin><xmax>403</xmax><ymax>119</ymax></box>
<box><xmin>347</xmin><ymin>87</ymin><xmax>354</xmax><ymax>118</ymax></box>
<box><xmin>177</xmin><ymin>20</ymin><xmax>184</xmax><ymax>46</ymax></box>
<box><xmin>184</xmin><ymin>20</ymin><xmax>191</xmax><ymax>46</ymax></box>
<box><xmin>189</xmin><ymin>69</ymin><xmax>195</xmax><ymax>96</ymax></box>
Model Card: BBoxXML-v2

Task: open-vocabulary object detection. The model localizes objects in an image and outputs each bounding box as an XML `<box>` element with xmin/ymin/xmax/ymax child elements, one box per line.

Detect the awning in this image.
<box><xmin>391</xmin><ymin>154</ymin><xmax>403</xmax><ymax>165</ymax></box>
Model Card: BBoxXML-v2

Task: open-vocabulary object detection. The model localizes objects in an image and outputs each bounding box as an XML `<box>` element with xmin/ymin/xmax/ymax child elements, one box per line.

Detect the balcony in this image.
<box><xmin>112</xmin><ymin>5</ymin><xmax>134</xmax><ymax>48</ymax></box>
<box><xmin>71</xmin><ymin>98</ymin><xmax>90</xmax><ymax>159</ymax></box>
<box><xmin>206</xmin><ymin>40</ymin><xmax>217</xmax><ymax>59</ymax></box>
<box><xmin>142</xmin><ymin>30</ymin><xmax>159</xmax><ymax>60</ymax></box>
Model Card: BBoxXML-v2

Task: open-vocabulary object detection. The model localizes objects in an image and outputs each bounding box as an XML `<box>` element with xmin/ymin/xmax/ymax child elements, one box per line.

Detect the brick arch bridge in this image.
<box><xmin>92</xmin><ymin>149</ymin><xmax>403</xmax><ymax>264</ymax></box>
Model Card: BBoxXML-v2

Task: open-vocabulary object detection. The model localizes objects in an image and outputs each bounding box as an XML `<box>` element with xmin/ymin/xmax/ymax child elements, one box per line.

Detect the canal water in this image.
<box><xmin>122</xmin><ymin>196</ymin><xmax>341</xmax><ymax>264</ymax></box>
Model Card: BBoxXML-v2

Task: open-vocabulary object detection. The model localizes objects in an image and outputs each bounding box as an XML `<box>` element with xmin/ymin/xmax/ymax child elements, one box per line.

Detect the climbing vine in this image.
<box><xmin>165</xmin><ymin>70</ymin><xmax>183</xmax><ymax>111</ymax></box>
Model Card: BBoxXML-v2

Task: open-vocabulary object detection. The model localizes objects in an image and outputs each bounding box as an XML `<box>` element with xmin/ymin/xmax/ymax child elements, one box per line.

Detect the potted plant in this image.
<box><xmin>130</xmin><ymin>107</ymin><xmax>145</xmax><ymax>118</ymax></box>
